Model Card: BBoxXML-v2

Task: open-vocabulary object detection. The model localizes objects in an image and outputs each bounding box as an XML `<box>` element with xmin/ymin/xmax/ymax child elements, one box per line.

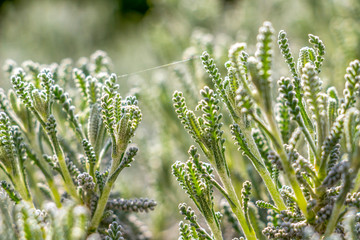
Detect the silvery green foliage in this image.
<box><xmin>0</xmin><ymin>189</ymin><xmax>89</xmax><ymax>240</ymax></box>
<box><xmin>0</xmin><ymin>51</ymin><xmax>156</xmax><ymax>239</ymax></box>
<box><xmin>173</xmin><ymin>22</ymin><xmax>360</xmax><ymax>239</ymax></box>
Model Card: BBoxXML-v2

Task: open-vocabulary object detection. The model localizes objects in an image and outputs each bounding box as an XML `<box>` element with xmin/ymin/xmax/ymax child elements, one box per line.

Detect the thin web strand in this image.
<box><xmin>117</xmin><ymin>56</ymin><xmax>200</xmax><ymax>79</ymax></box>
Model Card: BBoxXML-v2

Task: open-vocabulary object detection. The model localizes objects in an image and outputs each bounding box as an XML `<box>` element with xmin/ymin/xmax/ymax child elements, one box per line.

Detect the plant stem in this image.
<box><xmin>97</xmin><ymin>139</ymin><xmax>111</xmax><ymax>170</ymax></box>
<box><xmin>89</xmin><ymin>150</ymin><xmax>125</xmax><ymax>232</ymax></box>
<box><xmin>293</xmin><ymin>76</ymin><xmax>315</xmax><ymax>134</ymax></box>
<box><xmin>235</xmin><ymin>118</ymin><xmax>287</xmax><ymax>211</ymax></box>
<box><xmin>265</xmin><ymin>110</ymin><xmax>312</xmax><ymax>220</ymax></box>
<box><xmin>88</xmin><ymin>178</ymin><xmax>114</xmax><ymax>233</ymax></box>
<box><xmin>324</xmin><ymin>148</ymin><xmax>360</xmax><ymax>237</ymax></box>
<box><xmin>49</xmin><ymin>132</ymin><xmax>79</xmax><ymax>201</ymax></box>
<box><xmin>89</xmin><ymin>163</ymin><xmax>95</xmax><ymax>179</ymax></box>
<box><xmin>205</xmin><ymin>215</ymin><xmax>223</xmax><ymax>240</ymax></box>
<box><xmin>259</xmin><ymin>167</ymin><xmax>287</xmax><ymax>210</ymax></box>
<box><xmin>94</xmin><ymin>122</ymin><xmax>106</xmax><ymax>163</ymax></box>
<box><xmin>353</xmin><ymin>173</ymin><xmax>360</xmax><ymax>192</ymax></box>
<box><xmin>323</xmin><ymin>173</ymin><xmax>351</xmax><ymax>238</ymax></box>
<box><xmin>25</xmin><ymin>134</ymin><xmax>62</xmax><ymax>207</ymax></box>
<box><xmin>314</xmin><ymin>111</ymin><xmax>325</xmax><ymax>172</ymax></box>
<box><xmin>14</xmin><ymin>175</ymin><xmax>33</xmax><ymax>206</ymax></box>
<box><xmin>298</xmin><ymin>119</ymin><xmax>317</xmax><ymax>157</ymax></box>
<box><xmin>217</xmin><ymin>167</ymin><xmax>257</xmax><ymax>240</ymax></box>
<box><xmin>277</xmin><ymin>139</ymin><xmax>311</xmax><ymax>219</ymax></box>
<box><xmin>47</xmin><ymin>179</ymin><xmax>62</xmax><ymax>207</ymax></box>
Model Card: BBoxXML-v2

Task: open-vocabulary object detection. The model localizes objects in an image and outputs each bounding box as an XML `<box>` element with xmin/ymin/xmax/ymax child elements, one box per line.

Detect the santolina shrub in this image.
<box><xmin>0</xmin><ymin>21</ymin><xmax>360</xmax><ymax>239</ymax></box>
<box><xmin>0</xmin><ymin>51</ymin><xmax>156</xmax><ymax>239</ymax></box>
<box><xmin>172</xmin><ymin>22</ymin><xmax>360</xmax><ymax>239</ymax></box>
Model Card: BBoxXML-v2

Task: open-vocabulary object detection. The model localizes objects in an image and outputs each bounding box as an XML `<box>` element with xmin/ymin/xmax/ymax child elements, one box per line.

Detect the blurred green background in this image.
<box><xmin>1</xmin><ymin>0</ymin><xmax>359</xmax><ymax>87</ymax></box>
<box><xmin>0</xmin><ymin>0</ymin><xmax>359</xmax><ymax>239</ymax></box>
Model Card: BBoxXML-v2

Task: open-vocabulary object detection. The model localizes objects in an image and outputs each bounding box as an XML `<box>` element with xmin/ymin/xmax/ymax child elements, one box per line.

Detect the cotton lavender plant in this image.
<box><xmin>172</xmin><ymin>22</ymin><xmax>360</xmax><ymax>239</ymax></box>
<box><xmin>0</xmin><ymin>51</ymin><xmax>156</xmax><ymax>239</ymax></box>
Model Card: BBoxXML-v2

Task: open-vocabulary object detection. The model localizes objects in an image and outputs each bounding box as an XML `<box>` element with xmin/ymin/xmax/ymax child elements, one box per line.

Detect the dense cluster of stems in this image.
<box><xmin>172</xmin><ymin>22</ymin><xmax>360</xmax><ymax>239</ymax></box>
<box><xmin>0</xmin><ymin>51</ymin><xmax>155</xmax><ymax>239</ymax></box>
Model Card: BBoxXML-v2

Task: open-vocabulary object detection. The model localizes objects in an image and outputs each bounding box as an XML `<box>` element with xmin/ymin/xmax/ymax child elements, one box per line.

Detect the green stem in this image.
<box><xmin>324</xmin><ymin>149</ymin><xmax>360</xmax><ymax>237</ymax></box>
<box><xmin>298</xmin><ymin>119</ymin><xmax>317</xmax><ymax>157</ymax></box>
<box><xmin>89</xmin><ymin>150</ymin><xmax>125</xmax><ymax>233</ymax></box>
<box><xmin>291</xmin><ymin>78</ymin><xmax>316</xmax><ymax>153</ymax></box>
<box><xmin>210</xmin><ymin>178</ymin><xmax>235</xmax><ymax>207</ymax></box>
<box><xmin>24</xmin><ymin>108</ymin><xmax>73</xmax><ymax>204</ymax></box>
<box><xmin>266</xmin><ymin>110</ymin><xmax>312</xmax><ymax>220</ymax></box>
<box><xmin>14</xmin><ymin>175</ymin><xmax>33</xmax><ymax>206</ymax></box>
<box><xmin>278</xmin><ymin>146</ymin><xmax>311</xmax><ymax>219</ymax></box>
<box><xmin>314</xmin><ymin>112</ymin><xmax>325</xmax><ymax>172</ymax></box>
<box><xmin>47</xmin><ymin>179</ymin><xmax>62</xmax><ymax>208</ymax></box>
<box><xmin>205</xmin><ymin>214</ymin><xmax>223</xmax><ymax>240</ymax></box>
<box><xmin>94</xmin><ymin>122</ymin><xmax>106</xmax><ymax>161</ymax></box>
<box><xmin>294</xmin><ymin>76</ymin><xmax>315</xmax><ymax>134</ymax></box>
<box><xmin>258</xmin><ymin>167</ymin><xmax>287</xmax><ymax>210</ymax></box>
<box><xmin>252</xmin><ymin>115</ymin><xmax>280</xmax><ymax>148</ymax></box>
<box><xmin>22</xmin><ymin>165</ymin><xmax>43</xmax><ymax>206</ymax></box>
<box><xmin>27</xmin><ymin>133</ymin><xmax>62</xmax><ymax>206</ymax></box>
<box><xmin>249</xmin><ymin>206</ymin><xmax>266</xmax><ymax>240</ymax></box>
<box><xmin>209</xmin><ymin>126</ymin><xmax>254</xmax><ymax>238</ymax></box>
<box><xmin>49</xmin><ymin>132</ymin><xmax>79</xmax><ymax>201</ymax></box>
<box><xmin>240</xmin><ymin>140</ymin><xmax>286</xmax><ymax>210</ymax></box>
<box><xmin>5</xmin><ymin>109</ymin><xmax>28</xmax><ymax>137</ymax></box>
<box><xmin>323</xmin><ymin>173</ymin><xmax>351</xmax><ymax>237</ymax></box>
<box><xmin>353</xmin><ymin>173</ymin><xmax>360</xmax><ymax>192</ymax></box>
<box><xmin>219</xmin><ymin>171</ymin><xmax>256</xmax><ymax>240</ymax></box>
<box><xmin>235</xmin><ymin>118</ymin><xmax>286</xmax><ymax>211</ymax></box>
<box><xmin>235</xmin><ymin>64</ymin><xmax>254</xmax><ymax>101</ymax></box>
<box><xmin>88</xmin><ymin>180</ymin><xmax>114</xmax><ymax>233</ymax></box>
<box><xmin>26</xmin><ymin>108</ymin><xmax>33</xmax><ymax>133</ymax></box>
<box><xmin>97</xmin><ymin>139</ymin><xmax>111</xmax><ymax>170</ymax></box>
<box><xmin>89</xmin><ymin>161</ymin><xmax>95</xmax><ymax>179</ymax></box>
<box><xmin>37</xmin><ymin>125</ymin><xmax>46</xmax><ymax>155</ymax></box>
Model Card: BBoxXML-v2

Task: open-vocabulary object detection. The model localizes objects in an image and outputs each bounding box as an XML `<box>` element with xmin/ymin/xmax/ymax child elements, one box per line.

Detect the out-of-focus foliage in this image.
<box><xmin>1</xmin><ymin>0</ymin><xmax>359</xmax><ymax>88</ymax></box>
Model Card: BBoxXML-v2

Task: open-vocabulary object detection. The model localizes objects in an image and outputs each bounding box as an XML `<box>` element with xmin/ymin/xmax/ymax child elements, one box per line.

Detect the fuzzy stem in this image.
<box><xmin>47</xmin><ymin>179</ymin><xmax>62</xmax><ymax>207</ymax></box>
<box><xmin>22</xmin><ymin>164</ymin><xmax>44</xmax><ymax>206</ymax></box>
<box><xmin>324</xmin><ymin>147</ymin><xmax>360</xmax><ymax>237</ymax></box>
<box><xmin>252</xmin><ymin>116</ymin><xmax>279</xmax><ymax>148</ymax></box>
<box><xmin>88</xmin><ymin>178</ymin><xmax>114</xmax><ymax>233</ymax></box>
<box><xmin>278</xmin><ymin>145</ymin><xmax>312</xmax><ymax>219</ymax></box>
<box><xmin>205</xmin><ymin>215</ymin><xmax>223</xmax><ymax>240</ymax></box>
<box><xmin>4</xmin><ymin>109</ymin><xmax>28</xmax><ymax>137</ymax></box>
<box><xmin>196</xmin><ymin>194</ymin><xmax>222</xmax><ymax>240</ymax></box>
<box><xmin>13</xmin><ymin>175</ymin><xmax>33</xmax><ymax>206</ymax></box>
<box><xmin>235</xmin><ymin>118</ymin><xmax>287</xmax><ymax>211</ymax></box>
<box><xmin>265</xmin><ymin>110</ymin><xmax>312</xmax><ymax>220</ymax></box>
<box><xmin>294</xmin><ymin>76</ymin><xmax>315</xmax><ymax>134</ymax></box>
<box><xmin>97</xmin><ymin>138</ymin><xmax>111</xmax><ymax>169</ymax></box>
<box><xmin>210</xmin><ymin>178</ymin><xmax>235</xmax><ymax>206</ymax></box>
<box><xmin>207</xmin><ymin>136</ymin><xmax>256</xmax><ymax>239</ymax></box>
<box><xmin>313</xmin><ymin>111</ymin><xmax>324</xmax><ymax>172</ymax></box>
<box><xmin>49</xmin><ymin>132</ymin><xmax>79</xmax><ymax>201</ymax></box>
<box><xmin>89</xmin><ymin>149</ymin><xmax>125</xmax><ymax>232</ymax></box>
<box><xmin>25</xmin><ymin>134</ymin><xmax>62</xmax><ymax>206</ymax></box>
<box><xmin>89</xmin><ymin>163</ymin><xmax>95</xmax><ymax>180</ymax></box>
<box><xmin>258</xmin><ymin>166</ymin><xmax>286</xmax><ymax>210</ymax></box>
<box><xmin>353</xmin><ymin>173</ymin><xmax>360</xmax><ymax>192</ymax></box>
<box><xmin>218</xmin><ymin>169</ymin><xmax>256</xmax><ymax>240</ymax></box>
<box><xmin>20</xmin><ymin>106</ymin><xmax>71</xmax><ymax>204</ymax></box>
<box><xmin>94</xmin><ymin>123</ymin><xmax>106</xmax><ymax>162</ymax></box>
<box><xmin>323</xmin><ymin>173</ymin><xmax>352</xmax><ymax>238</ymax></box>
<box><xmin>298</xmin><ymin>120</ymin><xmax>317</xmax><ymax>156</ymax></box>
